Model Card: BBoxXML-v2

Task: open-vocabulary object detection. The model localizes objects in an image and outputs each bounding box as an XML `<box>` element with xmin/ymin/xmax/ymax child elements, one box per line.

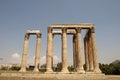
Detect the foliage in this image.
<box><xmin>39</xmin><ymin>69</ymin><xmax>46</xmax><ymax>73</ymax></box>
<box><xmin>0</xmin><ymin>66</ymin><xmax>9</xmax><ymax>71</ymax></box>
<box><xmin>9</xmin><ymin>66</ymin><xmax>20</xmax><ymax>71</ymax></box>
<box><xmin>53</xmin><ymin>62</ymin><xmax>62</xmax><ymax>72</ymax></box>
<box><xmin>68</xmin><ymin>65</ymin><xmax>75</xmax><ymax>72</ymax></box>
<box><xmin>99</xmin><ymin>61</ymin><xmax>120</xmax><ymax>75</ymax></box>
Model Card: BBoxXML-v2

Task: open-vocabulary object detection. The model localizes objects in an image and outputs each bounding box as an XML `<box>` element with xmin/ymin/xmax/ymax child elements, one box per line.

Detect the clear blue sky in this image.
<box><xmin>0</xmin><ymin>0</ymin><xmax>120</xmax><ymax>64</ymax></box>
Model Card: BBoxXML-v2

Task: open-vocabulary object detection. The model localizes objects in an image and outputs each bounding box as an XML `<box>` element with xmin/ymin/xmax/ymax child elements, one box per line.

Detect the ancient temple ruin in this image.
<box><xmin>20</xmin><ymin>24</ymin><xmax>101</xmax><ymax>74</ymax></box>
<box><xmin>46</xmin><ymin>24</ymin><xmax>101</xmax><ymax>73</ymax></box>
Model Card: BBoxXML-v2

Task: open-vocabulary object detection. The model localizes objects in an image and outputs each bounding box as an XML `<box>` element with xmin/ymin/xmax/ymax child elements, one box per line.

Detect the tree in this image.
<box><xmin>99</xmin><ymin>60</ymin><xmax>120</xmax><ymax>75</ymax></box>
<box><xmin>55</xmin><ymin>62</ymin><xmax>62</xmax><ymax>72</ymax></box>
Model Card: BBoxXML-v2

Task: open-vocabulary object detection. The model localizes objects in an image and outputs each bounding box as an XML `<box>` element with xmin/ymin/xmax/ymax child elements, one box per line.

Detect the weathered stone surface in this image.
<box><xmin>20</xmin><ymin>30</ymin><xmax>41</xmax><ymax>72</ymax></box>
<box><xmin>46</xmin><ymin>27</ymin><xmax>53</xmax><ymax>73</ymax></box>
<box><xmin>50</xmin><ymin>24</ymin><xmax>94</xmax><ymax>28</ymax></box>
<box><xmin>46</xmin><ymin>24</ymin><xmax>101</xmax><ymax>74</ymax></box>
<box><xmin>20</xmin><ymin>23</ymin><xmax>101</xmax><ymax>75</ymax></box>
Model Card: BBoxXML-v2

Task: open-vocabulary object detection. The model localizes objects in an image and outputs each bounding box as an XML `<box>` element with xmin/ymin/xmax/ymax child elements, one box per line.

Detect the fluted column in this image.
<box><xmin>34</xmin><ymin>33</ymin><xmax>41</xmax><ymax>72</ymax></box>
<box><xmin>19</xmin><ymin>34</ymin><xmax>29</xmax><ymax>72</ymax></box>
<box><xmin>84</xmin><ymin>37</ymin><xmax>89</xmax><ymax>71</ymax></box>
<box><xmin>73</xmin><ymin>35</ymin><xmax>77</xmax><ymax>69</ymax></box>
<box><xmin>88</xmin><ymin>32</ymin><xmax>94</xmax><ymax>71</ymax></box>
<box><xmin>46</xmin><ymin>27</ymin><xmax>53</xmax><ymax>73</ymax></box>
<box><xmin>76</xmin><ymin>28</ymin><xmax>85</xmax><ymax>73</ymax></box>
<box><xmin>91</xmin><ymin>28</ymin><xmax>101</xmax><ymax>73</ymax></box>
<box><xmin>61</xmin><ymin>28</ymin><xmax>69</xmax><ymax>73</ymax></box>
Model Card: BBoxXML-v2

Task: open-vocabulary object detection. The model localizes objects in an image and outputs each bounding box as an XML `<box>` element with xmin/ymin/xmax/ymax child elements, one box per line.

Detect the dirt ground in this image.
<box><xmin>0</xmin><ymin>75</ymin><xmax>120</xmax><ymax>80</ymax></box>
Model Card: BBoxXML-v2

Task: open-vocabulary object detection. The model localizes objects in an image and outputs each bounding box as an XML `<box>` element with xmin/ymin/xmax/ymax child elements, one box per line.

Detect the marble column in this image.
<box><xmin>19</xmin><ymin>34</ymin><xmax>29</xmax><ymax>72</ymax></box>
<box><xmin>46</xmin><ymin>27</ymin><xmax>53</xmax><ymax>73</ymax></box>
<box><xmin>75</xmin><ymin>36</ymin><xmax>78</xmax><ymax>70</ymax></box>
<box><xmin>61</xmin><ymin>28</ymin><xmax>69</xmax><ymax>73</ymax></box>
<box><xmin>34</xmin><ymin>33</ymin><xmax>41</xmax><ymax>72</ymax></box>
<box><xmin>91</xmin><ymin>28</ymin><xmax>101</xmax><ymax>73</ymax></box>
<box><xmin>52</xmin><ymin>35</ymin><xmax>54</xmax><ymax>70</ymax></box>
<box><xmin>73</xmin><ymin>35</ymin><xmax>77</xmax><ymax>69</ymax></box>
<box><xmin>88</xmin><ymin>33</ymin><xmax>94</xmax><ymax>71</ymax></box>
<box><xmin>84</xmin><ymin>37</ymin><xmax>89</xmax><ymax>71</ymax></box>
<box><xmin>76</xmin><ymin>28</ymin><xmax>85</xmax><ymax>73</ymax></box>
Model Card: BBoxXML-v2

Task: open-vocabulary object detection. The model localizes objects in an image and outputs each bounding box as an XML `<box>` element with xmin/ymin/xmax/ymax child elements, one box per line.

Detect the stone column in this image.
<box><xmin>61</xmin><ymin>28</ymin><xmax>69</xmax><ymax>73</ymax></box>
<box><xmin>76</xmin><ymin>28</ymin><xmax>85</xmax><ymax>73</ymax></box>
<box><xmin>84</xmin><ymin>37</ymin><xmax>89</xmax><ymax>71</ymax></box>
<box><xmin>88</xmin><ymin>32</ymin><xmax>94</xmax><ymax>71</ymax></box>
<box><xmin>91</xmin><ymin>28</ymin><xmax>101</xmax><ymax>73</ymax></box>
<box><xmin>51</xmin><ymin>35</ymin><xmax>54</xmax><ymax>70</ymax></box>
<box><xmin>46</xmin><ymin>27</ymin><xmax>53</xmax><ymax>73</ymax></box>
<box><xmin>19</xmin><ymin>33</ymin><xmax>29</xmax><ymax>72</ymax></box>
<box><xmin>34</xmin><ymin>33</ymin><xmax>41</xmax><ymax>72</ymax></box>
<box><xmin>73</xmin><ymin>35</ymin><xmax>77</xmax><ymax>69</ymax></box>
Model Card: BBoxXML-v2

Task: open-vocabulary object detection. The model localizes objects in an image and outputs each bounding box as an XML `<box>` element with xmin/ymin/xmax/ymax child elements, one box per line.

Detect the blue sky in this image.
<box><xmin>0</xmin><ymin>0</ymin><xmax>120</xmax><ymax>65</ymax></box>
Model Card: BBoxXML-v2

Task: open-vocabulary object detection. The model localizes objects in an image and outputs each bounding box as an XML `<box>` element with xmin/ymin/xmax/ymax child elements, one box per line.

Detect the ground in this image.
<box><xmin>0</xmin><ymin>71</ymin><xmax>120</xmax><ymax>80</ymax></box>
<box><xmin>0</xmin><ymin>76</ymin><xmax>120</xmax><ymax>80</ymax></box>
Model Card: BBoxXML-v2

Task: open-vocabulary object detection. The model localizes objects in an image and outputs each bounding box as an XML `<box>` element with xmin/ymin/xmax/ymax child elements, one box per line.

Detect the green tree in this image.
<box><xmin>55</xmin><ymin>62</ymin><xmax>62</xmax><ymax>72</ymax></box>
<box><xmin>99</xmin><ymin>60</ymin><xmax>120</xmax><ymax>75</ymax></box>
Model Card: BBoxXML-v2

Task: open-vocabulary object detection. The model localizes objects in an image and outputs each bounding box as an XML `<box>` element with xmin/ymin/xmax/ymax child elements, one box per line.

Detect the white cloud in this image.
<box><xmin>5</xmin><ymin>53</ymin><xmax>60</xmax><ymax>65</ymax></box>
<box><xmin>40</xmin><ymin>56</ymin><xmax>46</xmax><ymax>65</ymax></box>
<box><xmin>10</xmin><ymin>53</ymin><xmax>21</xmax><ymax>64</ymax></box>
<box><xmin>40</xmin><ymin>55</ymin><xmax>60</xmax><ymax>65</ymax></box>
<box><xmin>11</xmin><ymin>53</ymin><xmax>20</xmax><ymax>59</ymax></box>
<box><xmin>53</xmin><ymin>55</ymin><xmax>60</xmax><ymax>64</ymax></box>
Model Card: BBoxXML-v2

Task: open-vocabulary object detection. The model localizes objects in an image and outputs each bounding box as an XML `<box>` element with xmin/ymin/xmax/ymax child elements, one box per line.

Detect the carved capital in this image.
<box><xmin>90</xmin><ymin>27</ymin><xmax>95</xmax><ymax>33</ymax></box>
<box><xmin>37</xmin><ymin>33</ymin><xmax>41</xmax><ymax>38</ymax></box>
<box><xmin>48</xmin><ymin>27</ymin><xmax>53</xmax><ymax>33</ymax></box>
<box><xmin>62</xmin><ymin>28</ymin><xmax>67</xmax><ymax>33</ymax></box>
<box><xmin>25</xmin><ymin>33</ymin><xmax>29</xmax><ymax>40</ymax></box>
<box><xmin>76</xmin><ymin>28</ymin><xmax>81</xmax><ymax>33</ymax></box>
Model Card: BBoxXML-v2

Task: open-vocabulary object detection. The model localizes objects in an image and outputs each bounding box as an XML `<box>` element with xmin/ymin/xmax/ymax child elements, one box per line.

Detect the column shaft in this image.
<box><xmin>46</xmin><ymin>28</ymin><xmax>53</xmax><ymax>73</ymax></box>
<box><xmin>91</xmin><ymin>28</ymin><xmax>101</xmax><ymax>73</ymax></box>
<box><xmin>19</xmin><ymin>34</ymin><xmax>29</xmax><ymax>72</ymax></box>
<box><xmin>61</xmin><ymin>28</ymin><xmax>68</xmax><ymax>73</ymax></box>
<box><xmin>84</xmin><ymin>37</ymin><xmax>89</xmax><ymax>71</ymax></box>
<box><xmin>76</xmin><ymin>28</ymin><xmax>85</xmax><ymax>73</ymax></box>
<box><xmin>73</xmin><ymin>35</ymin><xmax>77</xmax><ymax>69</ymax></box>
<box><xmin>88</xmin><ymin>33</ymin><xmax>94</xmax><ymax>71</ymax></box>
<box><xmin>34</xmin><ymin>34</ymin><xmax>41</xmax><ymax>72</ymax></box>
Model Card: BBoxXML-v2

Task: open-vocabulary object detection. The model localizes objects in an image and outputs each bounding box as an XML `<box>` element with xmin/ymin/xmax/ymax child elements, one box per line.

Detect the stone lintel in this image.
<box><xmin>53</xmin><ymin>29</ymin><xmax>76</xmax><ymax>35</ymax></box>
<box><xmin>26</xmin><ymin>30</ymin><xmax>41</xmax><ymax>34</ymax></box>
<box><xmin>50</xmin><ymin>24</ymin><xmax>94</xmax><ymax>29</ymax></box>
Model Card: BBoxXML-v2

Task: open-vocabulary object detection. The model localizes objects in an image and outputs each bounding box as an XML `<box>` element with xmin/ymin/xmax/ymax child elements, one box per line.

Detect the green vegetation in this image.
<box><xmin>99</xmin><ymin>60</ymin><xmax>120</xmax><ymax>75</ymax></box>
<box><xmin>0</xmin><ymin>60</ymin><xmax>120</xmax><ymax>75</ymax></box>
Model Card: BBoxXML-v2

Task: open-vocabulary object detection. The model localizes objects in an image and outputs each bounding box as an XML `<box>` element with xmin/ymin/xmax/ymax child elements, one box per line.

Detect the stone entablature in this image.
<box><xmin>50</xmin><ymin>24</ymin><xmax>94</xmax><ymax>28</ymax></box>
<box><xmin>26</xmin><ymin>30</ymin><xmax>41</xmax><ymax>34</ymax></box>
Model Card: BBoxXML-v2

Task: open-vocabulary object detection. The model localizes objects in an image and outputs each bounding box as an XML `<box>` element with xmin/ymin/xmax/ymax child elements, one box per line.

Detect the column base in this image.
<box><xmin>33</xmin><ymin>68</ymin><xmax>39</xmax><ymax>72</ymax></box>
<box><xmin>76</xmin><ymin>69</ymin><xmax>85</xmax><ymax>74</ymax></box>
<box><xmin>94</xmin><ymin>68</ymin><xmax>102</xmax><ymax>73</ymax></box>
<box><xmin>45</xmin><ymin>68</ymin><xmax>53</xmax><ymax>73</ymax></box>
<box><xmin>19</xmin><ymin>68</ymin><xmax>26</xmax><ymax>72</ymax></box>
<box><xmin>60</xmin><ymin>68</ymin><xmax>69</xmax><ymax>73</ymax></box>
